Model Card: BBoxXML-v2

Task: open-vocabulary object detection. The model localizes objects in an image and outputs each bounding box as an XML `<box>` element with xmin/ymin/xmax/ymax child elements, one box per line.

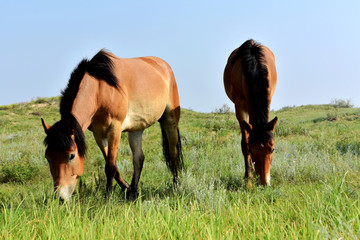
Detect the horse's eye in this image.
<box><xmin>68</xmin><ymin>153</ymin><xmax>76</xmax><ymax>161</ymax></box>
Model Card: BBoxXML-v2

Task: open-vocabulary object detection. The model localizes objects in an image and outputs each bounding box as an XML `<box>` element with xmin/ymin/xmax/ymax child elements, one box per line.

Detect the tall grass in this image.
<box><xmin>1</xmin><ymin>177</ymin><xmax>359</xmax><ymax>239</ymax></box>
<box><xmin>1</xmin><ymin>100</ymin><xmax>360</xmax><ymax>239</ymax></box>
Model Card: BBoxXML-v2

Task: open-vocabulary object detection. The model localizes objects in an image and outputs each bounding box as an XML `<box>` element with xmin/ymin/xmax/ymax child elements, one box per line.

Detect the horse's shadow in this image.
<box><xmin>75</xmin><ymin>171</ymin><xmax>262</xmax><ymax>203</ymax></box>
<box><xmin>77</xmin><ymin>176</ymin><xmax>177</xmax><ymax>202</ymax></box>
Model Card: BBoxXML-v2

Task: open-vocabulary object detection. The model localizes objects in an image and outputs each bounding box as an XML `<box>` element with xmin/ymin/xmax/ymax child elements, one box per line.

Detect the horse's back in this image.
<box><xmin>261</xmin><ymin>46</ymin><xmax>277</xmax><ymax>99</ymax></box>
<box><xmin>111</xmin><ymin>56</ymin><xmax>179</xmax><ymax>132</ymax></box>
<box><xmin>136</xmin><ymin>56</ymin><xmax>174</xmax><ymax>79</ymax></box>
<box><xmin>223</xmin><ymin>49</ymin><xmax>247</xmax><ymax>104</ymax></box>
<box><xmin>223</xmin><ymin>43</ymin><xmax>276</xmax><ymax>110</ymax></box>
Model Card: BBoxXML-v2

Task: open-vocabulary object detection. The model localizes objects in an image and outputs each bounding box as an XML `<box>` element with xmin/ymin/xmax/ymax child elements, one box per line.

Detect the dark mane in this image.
<box><xmin>44</xmin><ymin>116</ymin><xmax>87</xmax><ymax>157</ymax></box>
<box><xmin>49</xmin><ymin>50</ymin><xmax>118</xmax><ymax>155</ymax></box>
<box><xmin>233</xmin><ymin>39</ymin><xmax>272</xmax><ymax>143</ymax></box>
<box><xmin>248</xmin><ymin>128</ymin><xmax>273</xmax><ymax>144</ymax></box>
<box><xmin>87</xmin><ymin>50</ymin><xmax>119</xmax><ymax>89</ymax></box>
<box><xmin>235</xmin><ymin>39</ymin><xmax>270</xmax><ymax>126</ymax></box>
<box><xmin>60</xmin><ymin>50</ymin><xmax>119</xmax><ymax>118</ymax></box>
<box><xmin>60</xmin><ymin>59</ymin><xmax>89</xmax><ymax>118</ymax></box>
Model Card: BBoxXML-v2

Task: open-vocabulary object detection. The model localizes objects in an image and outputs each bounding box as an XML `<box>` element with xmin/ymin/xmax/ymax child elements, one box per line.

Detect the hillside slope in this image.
<box><xmin>0</xmin><ymin>97</ymin><xmax>360</xmax><ymax>238</ymax></box>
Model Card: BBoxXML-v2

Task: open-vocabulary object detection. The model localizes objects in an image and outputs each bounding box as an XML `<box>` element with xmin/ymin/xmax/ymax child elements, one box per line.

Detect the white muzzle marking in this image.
<box><xmin>57</xmin><ymin>183</ymin><xmax>75</xmax><ymax>202</ymax></box>
<box><xmin>266</xmin><ymin>173</ymin><xmax>271</xmax><ymax>186</ymax></box>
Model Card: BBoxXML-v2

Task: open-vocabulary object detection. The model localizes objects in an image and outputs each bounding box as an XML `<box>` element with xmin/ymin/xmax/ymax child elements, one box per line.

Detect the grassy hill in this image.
<box><xmin>1</xmin><ymin>97</ymin><xmax>360</xmax><ymax>239</ymax></box>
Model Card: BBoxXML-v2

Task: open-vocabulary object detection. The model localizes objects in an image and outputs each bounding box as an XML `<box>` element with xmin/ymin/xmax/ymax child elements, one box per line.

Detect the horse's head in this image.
<box><xmin>41</xmin><ymin>116</ymin><xmax>86</xmax><ymax>202</ymax></box>
<box><xmin>242</xmin><ymin>117</ymin><xmax>278</xmax><ymax>186</ymax></box>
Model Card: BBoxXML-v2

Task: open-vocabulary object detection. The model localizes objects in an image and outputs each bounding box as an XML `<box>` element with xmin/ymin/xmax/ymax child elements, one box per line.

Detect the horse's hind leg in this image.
<box><xmin>128</xmin><ymin>130</ymin><xmax>145</xmax><ymax>199</ymax></box>
<box><xmin>159</xmin><ymin>107</ymin><xmax>183</xmax><ymax>185</ymax></box>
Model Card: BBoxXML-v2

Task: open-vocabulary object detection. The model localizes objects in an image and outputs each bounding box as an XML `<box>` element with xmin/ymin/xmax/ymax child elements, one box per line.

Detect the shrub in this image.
<box><xmin>0</xmin><ymin>159</ymin><xmax>41</xmax><ymax>183</ymax></box>
<box><xmin>330</xmin><ymin>98</ymin><xmax>353</xmax><ymax>108</ymax></box>
<box><xmin>213</xmin><ymin>104</ymin><xmax>232</xmax><ymax>114</ymax></box>
<box><xmin>336</xmin><ymin>137</ymin><xmax>360</xmax><ymax>156</ymax></box>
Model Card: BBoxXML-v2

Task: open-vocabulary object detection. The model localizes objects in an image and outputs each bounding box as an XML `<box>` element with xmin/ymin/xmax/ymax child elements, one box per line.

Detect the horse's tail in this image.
<box><xmin>236</xmin><ymin>39</ymin><xmax>270</xmax><ymax>123</ymax></box>
<box><xmin>161</xmin><ymin>126</ymin><xmax>184</xmax><ymax>176</ymax></box>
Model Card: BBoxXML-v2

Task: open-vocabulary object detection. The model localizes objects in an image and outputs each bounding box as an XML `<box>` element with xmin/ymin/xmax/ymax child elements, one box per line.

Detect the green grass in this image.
<box><xmin>1</xmin><ymin>99</ymin><xmax>360</xmax><ymax>239</ymax></box>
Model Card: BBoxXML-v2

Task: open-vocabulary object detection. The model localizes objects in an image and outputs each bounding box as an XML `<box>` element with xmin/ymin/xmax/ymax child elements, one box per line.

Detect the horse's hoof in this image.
<box><xmin>126</xmin><ymin>191</ymin><xmax>139</xmax><ymax>201</ymax></box>
<box><xmin>244</xmin><ymin>178</ymin><xmax>253</xmax><ymax>189</ymax></box>
<box><xmin>173</xmin><ymin>176</ymin><xmax>180</xmax><ymax>186</ymax></box>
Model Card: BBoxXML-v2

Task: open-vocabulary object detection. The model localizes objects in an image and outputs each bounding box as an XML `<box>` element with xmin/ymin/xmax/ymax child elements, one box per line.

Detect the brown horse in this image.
<box><xmin>224</xmin><ymin>39</ymin><xmax>277</xmax><ymax>186</ymax></box>
<box><xmin>41</xmin><ymin>50</ymin><xmax>183</xmax><ymax>201</ymax></box>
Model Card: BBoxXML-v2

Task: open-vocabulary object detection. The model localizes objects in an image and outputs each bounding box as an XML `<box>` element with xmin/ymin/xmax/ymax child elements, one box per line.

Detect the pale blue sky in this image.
<box><xmin>1</xmin><ymin>1</ymin><xmax>359</xmax><ymax>112</ymax></box>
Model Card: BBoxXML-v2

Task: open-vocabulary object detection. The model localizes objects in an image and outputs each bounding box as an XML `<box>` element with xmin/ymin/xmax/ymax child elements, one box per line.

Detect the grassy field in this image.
<box><xmin>1</xmin><ymin>97</ymin><xmax>360</xmax><ymax>239</ymax></box>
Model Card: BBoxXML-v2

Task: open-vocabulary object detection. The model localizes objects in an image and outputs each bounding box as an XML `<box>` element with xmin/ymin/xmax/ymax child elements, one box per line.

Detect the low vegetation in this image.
<box><xmin>0</xmin><ymin>98</ymin><xmax>359</xmax><ymax>239</ymax></box>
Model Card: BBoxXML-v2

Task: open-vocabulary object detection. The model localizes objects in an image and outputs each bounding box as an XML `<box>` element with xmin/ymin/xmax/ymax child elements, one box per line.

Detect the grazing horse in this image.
<box><xmin>224</xmin><ymin>39</ymin><xmax>277</xmax><ymax>186</ymax></box>
<box><xmin>41</xmin><ymin>50</ymin><xmax>183</xmax><ymax>201</ymax></box>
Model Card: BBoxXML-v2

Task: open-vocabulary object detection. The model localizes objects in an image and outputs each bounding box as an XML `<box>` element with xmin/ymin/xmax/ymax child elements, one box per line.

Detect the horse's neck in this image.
<box><xmin>71</xmin><ymin>75</ymin><xmax>99</xmax><ymax>132</ymax></box>
<box><xmin>249</xmin><ymin>106</ymin><xmax>270</xmax><ymax>127</ymax></box>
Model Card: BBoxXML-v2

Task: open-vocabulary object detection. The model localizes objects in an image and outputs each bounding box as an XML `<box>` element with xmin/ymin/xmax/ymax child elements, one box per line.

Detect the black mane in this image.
<box><xmin>44</xmin><ymin>116</ymin><xmax>87</xmax><ymax>157</ymax></box>
<box><xmin>59</xmin><ymin>59</ymin><xmax>88</xmax><ymax>118</ymax></box>
<box><xmin>60</xmin><ymin>50</ymin><xmax>119</xmax><ymax>118</ymax></box>
<box><xmin>248</xmin><ymin>127</ymin><xmax>273</xmax><ymax>144</ymax></box>
<box><xmin>233</xmin><ymin>39</ymin><xmax>272</xmax><ymax>143</ymax></box>
<box><xmin>46</xmin><ymin>50</ymin><xmax>118</xmax><ymax>155</ymax></box>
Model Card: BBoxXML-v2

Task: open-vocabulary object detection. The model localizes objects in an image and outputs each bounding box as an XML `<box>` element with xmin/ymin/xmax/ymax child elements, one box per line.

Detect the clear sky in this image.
<box><xmin>1</xmin><ymin>1</ymin><xmax>359</xmax><ymax>112</ymax></box>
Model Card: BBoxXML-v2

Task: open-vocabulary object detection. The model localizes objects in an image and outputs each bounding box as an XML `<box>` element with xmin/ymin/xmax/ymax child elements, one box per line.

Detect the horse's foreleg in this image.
<box><xmin>241</xmin><ymin>135</ymin><xmax>253</xmax><ymax>179</ymax></box>
<box><xmin>105</xmin><ymin>122</ymin><xmax>130</xmax><ymax>196</ymax></box>
<box><xmin>128</xmin><ymin>130</ymin><xmax>144</xmax><ymax>199</ymax></box>
<box><xmin>235</xmin><ymin>103</ymin><xmax>253</xmax><ymax>181</ymax></box>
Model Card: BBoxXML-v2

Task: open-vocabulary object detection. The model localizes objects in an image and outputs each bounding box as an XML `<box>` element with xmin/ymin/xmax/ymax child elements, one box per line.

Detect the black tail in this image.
<box><xmin>236</xmin><ymin>39</ymin><xmax>270</xmax><ymax>126</ymax></box>
<box><xmin>161</xmin><ymin>126</ymin><xmax>184</xmax><ymax>175</ymax></box>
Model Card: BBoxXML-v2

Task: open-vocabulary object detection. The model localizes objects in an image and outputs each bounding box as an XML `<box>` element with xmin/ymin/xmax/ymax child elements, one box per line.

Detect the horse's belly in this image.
<box><xmin>121</xmin><ymin>107</ymin><xmax>163</xmax><ymax>132</ymax></box>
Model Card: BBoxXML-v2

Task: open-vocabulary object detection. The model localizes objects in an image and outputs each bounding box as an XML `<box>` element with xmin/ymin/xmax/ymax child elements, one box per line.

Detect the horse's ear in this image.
<box><xmin>41</xmin><ymin>118</ymin><xmax>51</xmax><ymax>134</ymax></box>
<box><xmin>268</xmin><ymin>116</ymin><xmax>278</xmax><ymax>132</ymax></box>
<box><xmin>241</xmin><ymin>121</ymin><xmax>252</xmax><ymax>134</ymax></box>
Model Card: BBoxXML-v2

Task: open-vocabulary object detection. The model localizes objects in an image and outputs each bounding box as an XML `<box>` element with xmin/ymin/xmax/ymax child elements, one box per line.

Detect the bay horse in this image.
<box><xmin>224</xmin><ymin>39</ymin><xmax>277</xmax><ymax>186</ymax></box>
<box><xmin>41</xmin><ymin>50</ymin><xmax>183</xmax><ymax>201</ymax></box>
